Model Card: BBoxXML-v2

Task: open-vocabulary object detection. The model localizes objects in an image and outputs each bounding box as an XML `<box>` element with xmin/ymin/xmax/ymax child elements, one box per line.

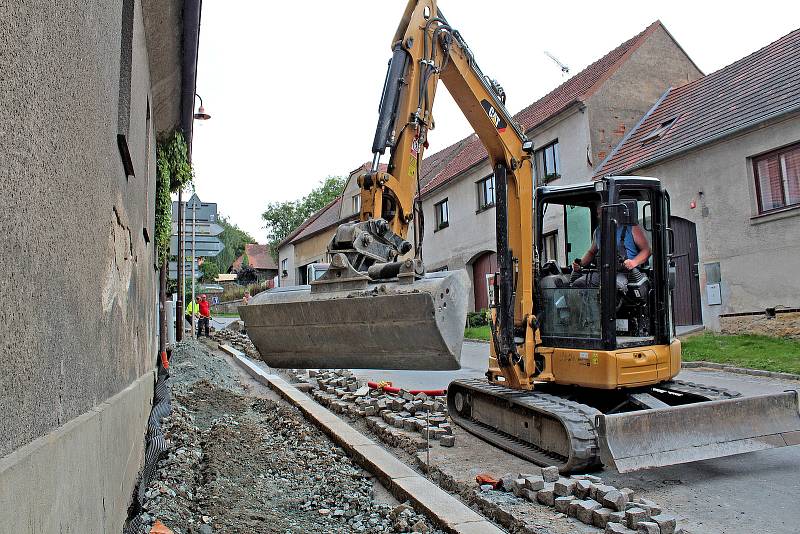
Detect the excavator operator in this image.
<box><xmin>572</xmin><ymin>204</ymin><xmax>651</xmax><ymax>291</ymax></box>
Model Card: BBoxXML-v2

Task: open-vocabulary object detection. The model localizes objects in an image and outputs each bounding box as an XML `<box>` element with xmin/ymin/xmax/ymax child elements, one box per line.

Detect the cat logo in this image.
<box><xmin>481</xmin><ymin>99</ymin><xmax>507</xmax><ymax>133</ymax></box>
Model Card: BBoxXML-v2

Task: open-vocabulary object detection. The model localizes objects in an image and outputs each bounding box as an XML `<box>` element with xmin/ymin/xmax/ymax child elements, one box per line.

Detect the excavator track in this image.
<box><xmin>656</xmin><ymin>379</ymin><xmax>740</xmax><ymax>401</ymax></box>
<box><xmin>448</xmin><ymin>378</ymin><xmax>747</xmax><ymax>473</ymax></box>
<box><xmin>447</xmin><ymin>378</ymin><xmax>603</xmax><ymax>473</ymax></box>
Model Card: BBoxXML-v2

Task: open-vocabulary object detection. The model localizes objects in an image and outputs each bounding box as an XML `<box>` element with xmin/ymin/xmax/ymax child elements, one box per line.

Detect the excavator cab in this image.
<box><xmin>534</xmin><ymin>176</ymin><xmax>672</xmax><ymax>355</ymax></box>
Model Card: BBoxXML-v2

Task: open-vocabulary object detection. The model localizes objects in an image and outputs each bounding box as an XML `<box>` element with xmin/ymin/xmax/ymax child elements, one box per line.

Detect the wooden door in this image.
<box><xmin>670</xmin><ymin>217</ymin><xmax>702</xmax><ymax>326</ymax></box>
<box><xmin>472</xmin><ymin>252</ymin><xmax>497</xmax><ymax>311</ymax></box>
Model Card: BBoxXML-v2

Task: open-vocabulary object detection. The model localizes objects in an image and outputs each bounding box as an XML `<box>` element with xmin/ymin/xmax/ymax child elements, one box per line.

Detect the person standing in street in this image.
<box><xmin>185</xmin><ymin>296</ymin><xmax>199</xmax><ymax>332</ymax></box>
<box><xmin>197</xmin><ymin>294</ymin><xmax>211</xmax><ymax>337</ymax></box>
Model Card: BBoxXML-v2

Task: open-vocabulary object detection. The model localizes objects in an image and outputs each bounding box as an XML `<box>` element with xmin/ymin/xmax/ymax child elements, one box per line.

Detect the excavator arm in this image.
<box><xmin>344</xmin><ymin>0</ymin><xmax>538</xmax><ymax>385</ymax></box>
<box><xmin>242</xmin><ymin>0</ymin><xmax>537</xmax><ymax>372</ymax></box>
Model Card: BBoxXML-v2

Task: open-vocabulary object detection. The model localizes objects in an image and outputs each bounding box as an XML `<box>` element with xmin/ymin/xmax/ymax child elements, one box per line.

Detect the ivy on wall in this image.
<box><xmin>155</xmin><ymin>131</ymin><xmax>194</xmax><ymax>264</ymax></box>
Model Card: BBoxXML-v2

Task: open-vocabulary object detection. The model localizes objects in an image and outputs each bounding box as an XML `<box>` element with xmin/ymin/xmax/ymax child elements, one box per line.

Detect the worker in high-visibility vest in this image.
<box><xmin>185</xmin><ymin>296</ymin><xmax>200</xmax><ymax>332</ymax></box>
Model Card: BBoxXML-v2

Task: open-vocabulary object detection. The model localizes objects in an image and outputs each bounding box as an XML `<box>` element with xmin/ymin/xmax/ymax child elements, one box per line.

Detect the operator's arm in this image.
<box><xmin>576</xmin><ymin>243</ymin><xmax>598</xmax><ymax>271</ymax></box>
<box><xmin>622</xmin><ymin>225</ymin><xmax>651</xmax><ymax>270</ymax></box>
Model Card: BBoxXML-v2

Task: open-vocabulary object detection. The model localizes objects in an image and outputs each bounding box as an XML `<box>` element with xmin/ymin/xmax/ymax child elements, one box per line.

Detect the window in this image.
<box><xmin>434</xmin><ymin>199</ymin><xmax>449</xmax><ymax>231</ymax></box>
<box><xmin>281</xmin><ymin>258</ymin><xmax>288</xmax><ymax>276</ymax></box>
<box><xmin>641</xmin><ymin>117</ymin><xmax>677</xmax><ymax>145</ymax></box>
<box><xmin>542</xmin><ymin>231</ymin><xmax>558</xmax><ymax>262</ymax></box>
<box><xmin>536</xmin><ymin>141</ymin><xmax>560</xmax><ymax>183</ymax></box>
<box><xmin>352</xmin><ymin>194</ymin><xmax>361</xmax><ymax>214</ymax></box>
<box><xmin>753</xmin><ymin>143</ymin><xmax>800</xmax><ymax>213</ymax></box>
<box><xmin>477</xmin><ymin>175</ymin><xmax>495</xmax><ymax>210</ymax></box>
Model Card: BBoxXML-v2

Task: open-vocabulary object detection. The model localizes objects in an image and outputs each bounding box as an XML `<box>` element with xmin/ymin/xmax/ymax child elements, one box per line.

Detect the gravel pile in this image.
<box><xmin>134</xmin><ymin>340</ymin><xmax>444</xmax><ymax>534</ymax></box>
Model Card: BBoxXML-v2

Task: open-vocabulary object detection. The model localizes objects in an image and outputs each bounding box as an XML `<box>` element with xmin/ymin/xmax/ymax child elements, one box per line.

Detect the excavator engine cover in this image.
<box><xmin>240</xmin><ymin>270</ymin><xmax>469</xmax><ymax>370</ymax></box>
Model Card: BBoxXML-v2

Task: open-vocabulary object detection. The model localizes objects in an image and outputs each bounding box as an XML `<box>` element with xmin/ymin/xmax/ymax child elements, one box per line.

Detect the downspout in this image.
<box><xmin>176</xmin><ymin>0</ymin><xmax>202</xmax><ymax>341</ymax></box>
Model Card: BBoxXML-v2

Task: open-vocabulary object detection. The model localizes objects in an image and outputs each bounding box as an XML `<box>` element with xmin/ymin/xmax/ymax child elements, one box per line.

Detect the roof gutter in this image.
<box><xmin>622</xmin><ymin>102</ymin><xmax>800</xmax><ymax>174</ymax></box>
<box><xmin>180</xmin><ymin>0</ymin><xmax>202</xmax><ymax>159</ymax></box>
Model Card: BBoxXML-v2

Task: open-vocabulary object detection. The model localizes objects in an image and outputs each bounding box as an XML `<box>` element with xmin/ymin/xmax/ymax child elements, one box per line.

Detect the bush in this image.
<box><xmin>221</xmin><ymin>283</ymin><xmax>267</xmax><ymax>303</ymax></box>
<box><xmin>467</xmin><ymin>309</ymin><xmax>490</xmax><ymax>328</ymax></box>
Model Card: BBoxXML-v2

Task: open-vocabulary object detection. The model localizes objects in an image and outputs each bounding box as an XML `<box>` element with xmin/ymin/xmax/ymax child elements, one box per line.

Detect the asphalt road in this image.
<box><xmin>354</xmin><ymin>341</ymin><xmax>800</xmax><ymax>533</ymax></box>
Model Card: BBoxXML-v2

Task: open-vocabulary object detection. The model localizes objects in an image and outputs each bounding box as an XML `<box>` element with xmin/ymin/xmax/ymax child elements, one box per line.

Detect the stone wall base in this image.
<box><xmin>0</xmin><ymin>370</ymin><xmax>155</xmax><ymax>533</ymax></box>
<box><xmin>720</xmin><ymin>312</ymin><xmax>800</xmax><ymax>339</ymax></box>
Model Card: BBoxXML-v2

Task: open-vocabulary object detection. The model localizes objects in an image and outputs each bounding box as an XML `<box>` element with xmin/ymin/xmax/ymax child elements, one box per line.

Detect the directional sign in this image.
<box><xmin>171</xmin><ymin>222</ymin><xmax>223</xmax><ymax>236</ymax></box>
<box><xmin>168</xmin><ymin>261</ymin><xmax>203</xmax><ymax>280</ymax></box>
<box><xmin>169</xmin><ymin>235</ymin><xmax>224</xmax><ymax>257</ymax></box>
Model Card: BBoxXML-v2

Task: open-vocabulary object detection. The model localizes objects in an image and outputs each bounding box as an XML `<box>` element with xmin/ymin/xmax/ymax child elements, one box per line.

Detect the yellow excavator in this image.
<box><xmin>241</xmin><ymin>0</ymin><xmax>800</xmax><ymax>473</ymax></box>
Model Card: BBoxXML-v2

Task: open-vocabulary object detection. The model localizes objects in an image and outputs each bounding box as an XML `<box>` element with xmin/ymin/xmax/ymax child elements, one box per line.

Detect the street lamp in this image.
<box><xmin>177</xmin><ymin>93</ymin><xmax>211</xmax><ymax>342</ymax></box>
<box><xmin>194</xmin><ymin>93</ymin><xmax>211</xmax><ymax>120</ymax></box>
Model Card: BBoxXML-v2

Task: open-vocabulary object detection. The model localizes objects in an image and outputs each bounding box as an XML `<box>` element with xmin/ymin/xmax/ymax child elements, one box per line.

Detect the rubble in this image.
<box><xmin>210</xmin><ymin>333</ymin><xmax>691</xmax><ymax>534</ymax></box>
<box><xmin>134</xmin><ymin>340</ymin><xmax>444</xmax><ymax>534</ymax></box>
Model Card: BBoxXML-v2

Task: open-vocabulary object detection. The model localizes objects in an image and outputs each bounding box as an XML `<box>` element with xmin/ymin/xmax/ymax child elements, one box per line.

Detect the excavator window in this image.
<box><xmin>535</xmin><ymin>179</ymin><xmax>672</xmax><ymax>350</ymax></box>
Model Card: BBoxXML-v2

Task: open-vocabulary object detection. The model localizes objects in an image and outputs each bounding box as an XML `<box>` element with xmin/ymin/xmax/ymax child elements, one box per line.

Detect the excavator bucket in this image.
<box><xmin>596</xmin><ymin>391</ymin><xmax>800</xmax><ymax>473</ymax></box>
<box><xmin>240</xmin><ymin>270</ymin><xmax>469</xmax><ymax>370</ymax></box>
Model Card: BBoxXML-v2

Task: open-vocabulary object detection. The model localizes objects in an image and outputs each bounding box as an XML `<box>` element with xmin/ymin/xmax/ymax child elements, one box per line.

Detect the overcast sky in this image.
<box><xmin>190</xmin><ymin>0</ymin><xmax>798</xmax><ymax>240</ymax></box>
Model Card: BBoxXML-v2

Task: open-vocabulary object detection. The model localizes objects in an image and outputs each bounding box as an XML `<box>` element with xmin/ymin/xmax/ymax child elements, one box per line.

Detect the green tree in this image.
<box><xmin>241</xmin><ymin>252</ymin><xmax>249</xmax><ymax>268</ymax></box>
<box><xmin>200</xmin><ymin>261</ymin><xmax>220</xmax><ymax>283</ymax></box>
<box><xmin>262</xmin><ymin>175</ymin><xmax>346</xmax><ymax>259</ymax></box>
<box><xmin>212</xmin><ymin>215</ymin><xmax>256</xmax><ymax>273</ymax></box>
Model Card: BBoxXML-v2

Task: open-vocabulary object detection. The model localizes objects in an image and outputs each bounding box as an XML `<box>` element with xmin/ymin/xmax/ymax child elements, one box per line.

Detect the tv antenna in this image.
<box><xmin>544</xmin><ymin>51</ymin><xmax>570</xmax><ymax>76</ymax></box>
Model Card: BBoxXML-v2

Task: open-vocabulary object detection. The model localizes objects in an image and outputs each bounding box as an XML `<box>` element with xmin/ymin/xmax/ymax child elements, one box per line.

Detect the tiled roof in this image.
<box><xmin>288</xmin><ymin>196</ymin><xmax>347</xmax><ymax>244</ymax></box>
<box><xmin>419</xmin><ymin>21</ymin><xmax>660</xmax><ymax>197</ymax></box>
<box><xmin>595</xmin><ymin>28</ymin><xmax>800</xmax><ymax>177</ymax></box>
<box><xmin>277</xmin><ymin>197</ymin><xmax>340</xmax><ymax>249</ymax></box>
<box><xmin>232</xmin><ymin>243</ymin><xmax>278</xmax><ymax>271</ymax></box>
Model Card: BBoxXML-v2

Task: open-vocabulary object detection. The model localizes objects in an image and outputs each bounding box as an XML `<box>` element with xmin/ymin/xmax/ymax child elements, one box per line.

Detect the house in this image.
<box><xmin>0</xmin><ymin>0</ymin><xmax>201</xmax><ymax>531</ymax></box>
<box><xmin>418</xmin><ymin>21</ymin><xmax>703</xmax><ymax>313</ymax></box>
<box><xmin>232</xmin><ymin>243</ymin><xmax>279</xmax><ymax>283</ymax></box>
<box><xmin>594</xmin><ymin>28</ymin><xmax>800</xmax><ymax>331</ymax></box>
<box><xmin>277</xmin><ymin>163</ymin><xmax>391</xmax><ymax>285</ymax></box>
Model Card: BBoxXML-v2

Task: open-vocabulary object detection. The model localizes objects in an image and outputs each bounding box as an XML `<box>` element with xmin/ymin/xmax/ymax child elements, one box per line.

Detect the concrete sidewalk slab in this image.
<box><xmin>220</xmin><ymin>344</ymin><xmax>506</xmax><ymax>534</ymax></box>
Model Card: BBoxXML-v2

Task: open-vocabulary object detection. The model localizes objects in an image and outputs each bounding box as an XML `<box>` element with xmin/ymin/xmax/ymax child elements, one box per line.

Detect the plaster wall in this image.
<box><xmin>0</xmin><ymin>0</ymin><xmax>163</xmax><ymax>529</ymax></box>
<box><xmin>636</xmin><ymin>113</ymin><xmax>800</xmax><ymax>329</ymax></box>
<box><xmin>278</xmin><ymin>243</ymin><xmax>297</xmax><ymax>286</ymax></box>
<box><xmin>293</xmin><ymin>230</ymin><xmax>335</xmax><ymax>279</ymax></box>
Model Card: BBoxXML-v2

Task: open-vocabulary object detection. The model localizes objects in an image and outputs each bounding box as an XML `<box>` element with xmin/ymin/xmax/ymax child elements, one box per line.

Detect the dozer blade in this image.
<box><xmin>240</xmin><ymin>270</ymin><xmax>468</xmax><ymax>370</ymax></box>
<box><xmin>596</xmin><ymin>391</ymin><xmax>800</xmax><ymax>473</ymax></box>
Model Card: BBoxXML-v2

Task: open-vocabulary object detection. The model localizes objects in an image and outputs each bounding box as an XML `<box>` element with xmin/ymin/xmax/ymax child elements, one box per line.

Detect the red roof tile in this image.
<box><xmin>419</xmin><ymin>22</ymin><xmax>660</xmax><ymax>197</ymax></box>
<box><xmin>595</xmin><ymin>28</ymin><xmax>800</xmax><ymax>177</ymax></box>
<box><xmin>233</xmin><ymin>243</ymin><xmax>277</xmax><ymax>271</ymax></box>
<box><xmin>277</xmin><ymin>197</ymin><xmax>340</xmax><ymax>249</ymax></box>
<box><xmin>288</xmin><ymin>196</ymin><xmax>349</xmax><ymax>245</ymax></box>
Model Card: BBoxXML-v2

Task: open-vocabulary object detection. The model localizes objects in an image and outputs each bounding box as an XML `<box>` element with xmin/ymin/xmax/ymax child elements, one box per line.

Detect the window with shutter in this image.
<box><xmin>753</xmin><ymin>143</ymin><xmax>800</xmax><ymax>214</ymax></box>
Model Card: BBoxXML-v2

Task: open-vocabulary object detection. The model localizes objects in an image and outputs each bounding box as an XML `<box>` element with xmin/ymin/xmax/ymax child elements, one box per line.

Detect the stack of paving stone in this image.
<box><xmin>210</xmin><ymin>329</ymin><xmax>260</xmax><ymax>359</ymax></box>
<box><xmin>487</xmin><ymin>466</ymin><xmax>680</xmax><ymax>533</ymax></box>
<box><xmin>306</xmin><ymin>370</ymin><xmax>456</xmax><ymax>449</ymax></box>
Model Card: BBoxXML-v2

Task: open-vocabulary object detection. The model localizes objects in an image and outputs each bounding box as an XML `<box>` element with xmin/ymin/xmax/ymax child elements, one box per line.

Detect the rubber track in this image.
<box><xmin>657</xmin><ymin>379</ymin><xmax>741</xmax><ymax>400</ymax></box>
<box><xmin>448</xmin><ymin>378</ymin><xmax>602</xmax><ymax>473</ymax></box>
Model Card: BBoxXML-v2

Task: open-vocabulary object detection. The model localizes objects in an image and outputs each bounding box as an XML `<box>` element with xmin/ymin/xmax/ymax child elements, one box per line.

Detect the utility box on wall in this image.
<box><xmin>705</xmin><ymin>262</ymin><xmax>722</xmax><ymax>306</ymax></box>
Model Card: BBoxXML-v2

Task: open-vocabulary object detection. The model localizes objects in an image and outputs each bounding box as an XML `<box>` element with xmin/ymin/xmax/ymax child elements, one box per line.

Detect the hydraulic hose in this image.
<box><xmin>367</xmin><ymin>381</ymin><xmax>446</xmax><ymax>397</ymax></box>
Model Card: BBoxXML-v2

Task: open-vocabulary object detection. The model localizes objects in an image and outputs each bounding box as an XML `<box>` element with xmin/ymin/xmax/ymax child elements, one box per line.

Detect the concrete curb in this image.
<box><xmin>681</xmin><ymin>361</ymin><xmax>800</xmax><ymax>381</ymax></box>
<box><xmin>219</xmin><ymin>344</ymin><xmax>505</xmax><ymax>534</ymax></box>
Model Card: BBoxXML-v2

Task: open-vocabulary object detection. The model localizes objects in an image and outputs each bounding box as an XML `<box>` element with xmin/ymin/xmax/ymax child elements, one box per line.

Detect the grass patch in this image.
<box><xmin>681</xmin><ymin>333</ymin><xmax>800</xmax><ymax>374</ymax></box>
<box><xmin>465</xmin><ymin>325</ymin><xmax>491</xmax><ymax>341</ymax></box>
